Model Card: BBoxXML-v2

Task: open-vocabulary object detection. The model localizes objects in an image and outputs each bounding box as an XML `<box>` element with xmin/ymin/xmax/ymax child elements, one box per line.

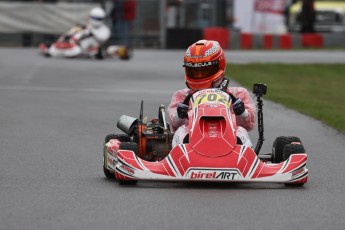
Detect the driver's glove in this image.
<box><xmin>233</xmin><ymin>99</ymin><xmax>245</xmax><ymax>116</ymax></box>
<box><xmin>177</xmin><ymin>103</ymin><xmax>189</xmax><ymax>119</ymax></box>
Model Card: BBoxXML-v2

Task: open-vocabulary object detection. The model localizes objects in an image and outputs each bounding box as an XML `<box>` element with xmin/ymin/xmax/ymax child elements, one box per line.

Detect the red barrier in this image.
<box><xmin>279</xmin><ymin>34</ymin><xmax>292</xmax><ymax>49</ymax></box>
<box><xmin>240</xmin><ymin>33</ymin><xmax>253</xmax><ymax>49</ymax></box>
<box><xmin>201</xmin><ymin>31</ymin><xmax>325</xmax><ymax>50</ymax></box>
<box><xmin>301</xmin><ymin>34</ymin><xmax>323</xmax><ymax>48</ymax></box>
<box><xmin>203</xmin><ymin>27</ymin><xmax>229</xmax><ymax>49</ymax></box>
<box><xmin>263</xmin><ymin>34</ymin><xmax>273</xmax><ymax>49</ymax></box>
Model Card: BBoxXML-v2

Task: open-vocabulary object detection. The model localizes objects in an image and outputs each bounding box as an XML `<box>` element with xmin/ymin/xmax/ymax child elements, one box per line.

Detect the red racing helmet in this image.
<box><xmin>184</xmin><ymin>40</ymin><xmax>226</xmax><ymax>90</ymax></box>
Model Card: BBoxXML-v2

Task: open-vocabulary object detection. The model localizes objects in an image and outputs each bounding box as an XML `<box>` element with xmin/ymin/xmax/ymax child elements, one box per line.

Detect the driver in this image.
<box><xmin>168</xmin><ymin>40</ymin><xmax>256</xmax><ymax>148</ymax></box>
<box><xmin>74</xmin><ymin>7</ymin><xmax>111</xmax><ymax>56</ymax></box>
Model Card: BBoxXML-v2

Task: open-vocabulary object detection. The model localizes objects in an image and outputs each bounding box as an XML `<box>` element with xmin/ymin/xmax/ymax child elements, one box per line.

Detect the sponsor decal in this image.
<box><xmin>184</xmin><ymin>61</ymin><xmax>217</xmax><ymax>68</ymax></box>
<box><xmin>194</xmin><ymin>88</ymin><xmax>224</xmax><ymax>95</ymax></box>
<box><xmin>188</xmin><ymin>169</ymin><xmax>241</xmax><ymax>180</ymax></box>
<box><xmin>108</xmin><ymin>149</ymin><xmax>118</xmax><ymax>156</ymax></box>
<box><xmin>120</xmin><ymin>164</ymin><xmax>135</xmax><ymax>175</ymax></box>
<box><xmin>207</xmin><ymin>122</ymin><xmax>219</xmax><ymax>138</ymax></box>
<box><xmin>291</xmin><ymin>168</ymin><xmax>305</xmax><ymax>179</ymax></box>
<box><xmin>106</xmin><ymin>152</ymin><xmax>117</xmax><ymax>167</ymax></box>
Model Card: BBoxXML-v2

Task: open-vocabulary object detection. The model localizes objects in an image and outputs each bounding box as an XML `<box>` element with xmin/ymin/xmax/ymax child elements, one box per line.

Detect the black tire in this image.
<box><xmin>285</xmin><ymin>183</ymin><xmax>305</xmax><ymax>187</ymax></box>
<box><xmin>283</xmin><ymin>143</ymin><xmax>306</xmax><ymax>160</ymax></box>
<box><xmin>95</xmin><ymin>47</ymin><xmax>105</xmax><ymax>60</ymax></box>
<box><xmin>119</xmin><ymin>142</ymin><xmax>138</xmax><ymax>154</ymax></box>
<box><xmin>272</xmin><ymin>136</ymin><xmax>302</xmax><ymax>163</ymax></box>
<box><xmin>120</xmin><ymin>55</ymin><xmax>131</xmax><ymax>60</ymax></box>
<box><xmin>117</xmin><ymin>142</ymin><xmax>138</xmax><ymax>185</ymax></box>
<box><xmin>118</xmin><ymin>180</ymin><xmax>138</xmax><ymax>185</ymax></box>
<box><xmin>283</xmin><ymin>144</ymin><xmax>306</xmax><ymax>187</ymax></box>
<box><xmin>103</xmin><ymin>158</ymin><xmax>115</xmax><ymax>179</ymax></box>
<box><xmin>103</xmin><ymin>134</ymin><xmax>130</xmax><ymax>179</ymax></box>
<box><xmin>105</xmin><ymin>134</ymin><xmax>130</xmax><ymax>143</ymax></box>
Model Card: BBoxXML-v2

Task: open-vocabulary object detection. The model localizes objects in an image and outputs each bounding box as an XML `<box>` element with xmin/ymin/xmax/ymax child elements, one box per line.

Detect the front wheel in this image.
<box><xmin>285</xmin><ymin>183</ymin><xmax>305</xmax><ymax>187</ymax></box>
<box><xmin>118</xmin><ymin>180</ymin><xmax>138</xmax><ymax>185</ymax></box>
<box><xmin>272</xmin><ymin>136</ymin><xmax>302</xmax><ymax>163</ymax></box>
<box><xmin>283</xmin><ymin>143</ymin><xmax>306</xmax><ymax>160</ymax></box>
<box><xmin>103</xmin><ymin>134</ymin><xmax>130</xmax><ymax>179</ymax></box>
<box><xmin>283</xmin><ymin>142</ymin><xmax>307</xmax><ymax>187</ymax></box>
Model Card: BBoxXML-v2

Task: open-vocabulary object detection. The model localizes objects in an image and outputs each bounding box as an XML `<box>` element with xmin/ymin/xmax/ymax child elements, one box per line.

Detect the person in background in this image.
<box><xmin>74</xmin><ymin>7</ymin><xmax>111</xmax><ymax>54</ymax></box>
<box><xmin>168</xmin><ymin>40</ymin><xmax>256</xmax><ymax>148</ymax></box>
<box><xmin>111</xmin><ymin>0</ymin><xmax>136</xmax><ymax>47</ymax></box>
<box><xmin>300</xmin><ymin>0</ymin><xmax>315</xmax><ymax>33</ymax></box>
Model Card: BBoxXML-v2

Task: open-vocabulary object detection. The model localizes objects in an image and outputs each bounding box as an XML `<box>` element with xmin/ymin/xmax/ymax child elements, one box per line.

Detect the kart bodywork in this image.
<box><xmin>104</xmin><ymin>84</ymin><xmax>308</xmax><ymax>186</ymax></box>
<box><xmin>115</xmin><ymin>145</ymin><xmax>307</xmax><ymax>184</ymax></box>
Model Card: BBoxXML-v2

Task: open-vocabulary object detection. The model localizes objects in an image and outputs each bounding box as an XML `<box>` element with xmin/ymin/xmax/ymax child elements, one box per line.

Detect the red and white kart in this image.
<box><xmin>38</xmin><ymin>25</ymin><xmax>131</xmax><ymax>60</ymax></box>
<box><xmin>103</xmin><ymin>83</ymin><xmax>308</xmax><ymax>186</ymax></box>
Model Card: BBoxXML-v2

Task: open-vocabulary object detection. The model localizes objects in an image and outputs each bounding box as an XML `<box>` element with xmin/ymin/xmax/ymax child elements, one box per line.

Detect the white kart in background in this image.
<box><xmin>38</xmin><ymin>25</ymin><xmax>132</xmax><ymax>60</ymax></box>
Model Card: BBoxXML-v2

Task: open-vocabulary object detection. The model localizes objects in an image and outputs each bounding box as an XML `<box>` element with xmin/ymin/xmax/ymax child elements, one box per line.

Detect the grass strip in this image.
<box><xmin>226</xmin><ymin>63</ymin><xmax>345</xmax><ymax>134</ymax></box>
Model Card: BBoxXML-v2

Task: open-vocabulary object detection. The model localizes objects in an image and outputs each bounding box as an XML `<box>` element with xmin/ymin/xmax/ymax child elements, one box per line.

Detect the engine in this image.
<box><xmin>141</xmin><ymin>121</ymin><xmax>173</xmax><ymax>161</ymax></box>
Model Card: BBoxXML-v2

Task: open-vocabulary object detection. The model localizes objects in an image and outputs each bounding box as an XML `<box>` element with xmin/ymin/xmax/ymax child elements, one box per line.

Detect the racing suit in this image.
<box><xmin>74</xmin><ymin>24</ymin><xmax>111</xmax><ymax>54</ymax></box>
<box><xmin>168</xmin><ymin>86</ymin><xmax>256</xmax><ymax>148</ymax></box>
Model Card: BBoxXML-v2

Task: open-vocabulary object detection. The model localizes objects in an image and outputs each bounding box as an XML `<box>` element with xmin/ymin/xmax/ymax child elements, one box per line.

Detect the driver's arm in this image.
<box><xmin>168</xmin><ymin>88</ymin><xmax>190</xmax><ymax>131</ymax></box>
<box><xmin>230</xmin><ymin>87</ymin><xmax>256</xmax><ymax>131</ymax></box>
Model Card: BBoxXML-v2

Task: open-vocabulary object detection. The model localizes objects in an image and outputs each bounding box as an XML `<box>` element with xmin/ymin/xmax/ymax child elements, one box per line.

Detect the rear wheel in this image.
<box><xmin>103</xmin><ymin>134</ymin><xmax>131</xmax><ymax>179</ymax></box>
<box><xmin>117</xmin><ymin>142</ymin><xmax>138</xmax><ymax>185</ymax></box>
<box><xmin>283</xmin><ymin>144</ymin><xmax>306</xmax><ymax>187</ymax></box>
<box><xmin>272</xmin><ymin>136</ymin><xmax>302</xmax><ymax>163</ymax></box>
<box><xmin>281</xmin><ymin>141</ymin><xmax>307</xmax><ymax>187</ymax></box>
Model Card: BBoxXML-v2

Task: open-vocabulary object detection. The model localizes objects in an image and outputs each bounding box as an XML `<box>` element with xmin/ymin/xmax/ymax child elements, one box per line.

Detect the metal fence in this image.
<box><xmin>0</xmin><ymin>0</ymin><xmax>229</xmax><ymax>48</ymax></box>
<box><xmin>0</xmin><ymin>0</ymin><xmax>162</xmax><ymax>48</ymax></box>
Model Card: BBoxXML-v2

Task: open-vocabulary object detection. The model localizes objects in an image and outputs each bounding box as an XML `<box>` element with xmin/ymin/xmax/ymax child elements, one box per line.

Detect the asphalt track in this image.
<box><xmin>1</xmin><ymin>48</ymin><xmax>345</xmax><ymax>230</ymax></box>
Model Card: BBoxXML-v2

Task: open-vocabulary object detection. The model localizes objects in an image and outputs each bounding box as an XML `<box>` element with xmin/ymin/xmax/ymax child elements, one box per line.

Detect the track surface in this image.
<box><xmin>1</xmin><ymin>48</ymin><xmax>345</xmax><ymax>230</ymax></box>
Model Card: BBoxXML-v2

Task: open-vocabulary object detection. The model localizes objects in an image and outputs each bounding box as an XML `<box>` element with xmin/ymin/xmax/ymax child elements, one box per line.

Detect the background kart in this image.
<box><xmin>38</xmin><ymin>25</ymin><xmax>132</xmax><ymax>60</ymax></box>
<box><xmin>103</xmin><ymin>83</ymin><xmax>308</xmax><ymax>186</ymax></box>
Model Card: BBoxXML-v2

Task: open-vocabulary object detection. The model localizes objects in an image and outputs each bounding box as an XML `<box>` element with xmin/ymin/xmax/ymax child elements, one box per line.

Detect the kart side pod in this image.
<box><xmin>117</xmin><ymin>115</ymin><xmax>138</xmax><ymax>136</ymax></box>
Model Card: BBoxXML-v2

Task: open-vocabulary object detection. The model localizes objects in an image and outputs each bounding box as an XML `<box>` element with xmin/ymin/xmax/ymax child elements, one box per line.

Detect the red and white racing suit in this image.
<box><xmin>168</xmin><ymin>87</ymin><xmax>256</xmax><ymax>148</ymax></box>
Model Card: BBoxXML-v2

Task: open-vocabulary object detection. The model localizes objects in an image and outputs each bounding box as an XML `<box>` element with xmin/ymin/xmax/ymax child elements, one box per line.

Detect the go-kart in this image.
<box><xmin>38</xmin><ymin>25</ymin><xmax>131</xmax><ymax>60</ymax></box>
<box><xmin>103</xmin><ymin>83</ymin><xmax>308</xmax><ymax>186</ymax></box>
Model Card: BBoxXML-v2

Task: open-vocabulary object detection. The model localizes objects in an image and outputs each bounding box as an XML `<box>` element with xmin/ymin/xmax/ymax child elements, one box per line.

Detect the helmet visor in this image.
<box><xmin>184</xmin><ymin>61</ymin><xmax>219</xmax><ymax>80</ymax></box>
<box><xmin>90</xmin><ymin>16</ymin><xmax>104</xmax><ymax>21</ymax></box>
